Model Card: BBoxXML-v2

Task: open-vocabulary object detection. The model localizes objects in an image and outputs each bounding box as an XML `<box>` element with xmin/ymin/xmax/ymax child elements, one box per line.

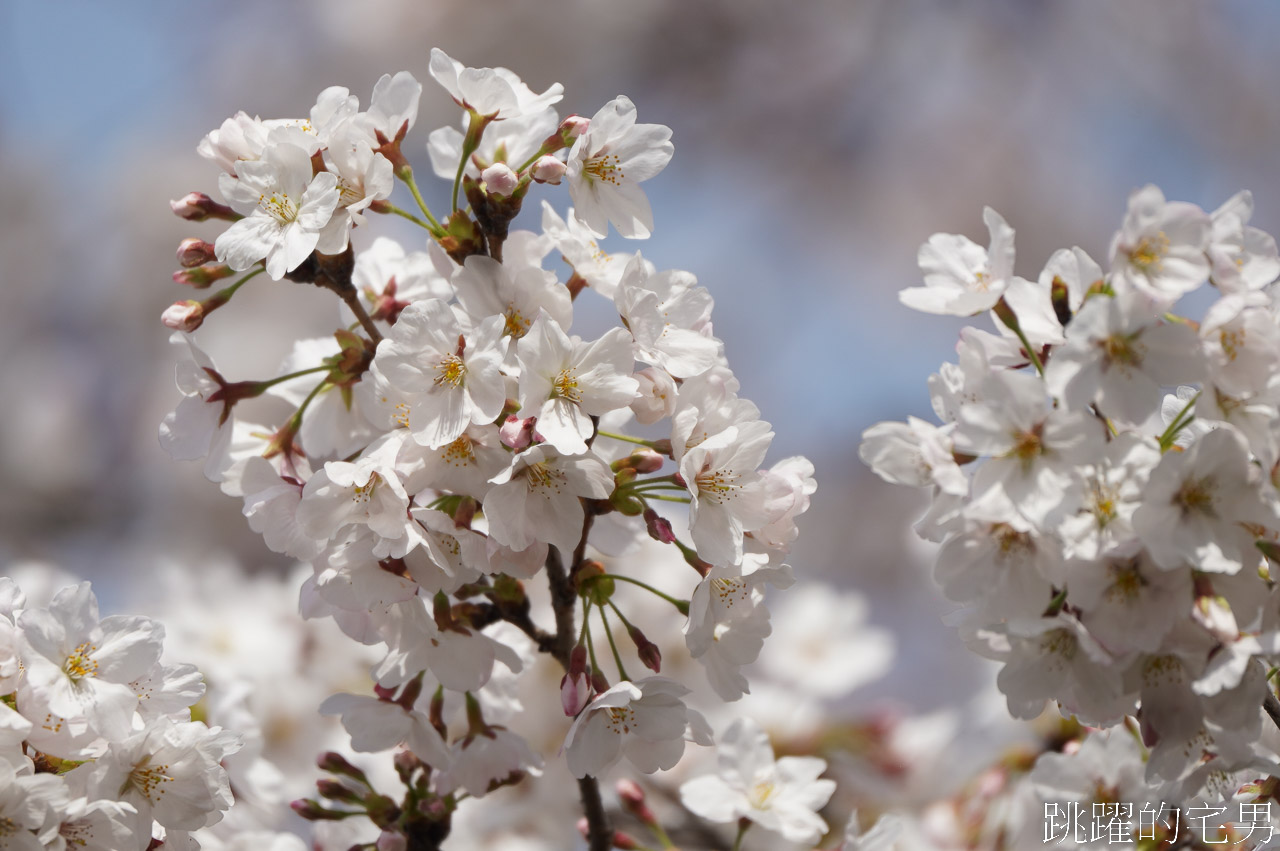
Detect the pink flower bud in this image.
<box><xmin>628</xmin><ymin>625</ymin><xmax>662</xmax><ymax>673</ymax></box>
<box><xmin>176</xmin><ymin>238</ymin><xmax>217</xmax><ymax>267</ymax></box>
<box><xmin>162</xmin><ymin>300</ymin><xmax>204</xmax><ymax>333</ymax></box>
<box><xmin>629</xmin><ymin>448</ymin><xmax>664</xmax><ymax>474</ymax></box>
<box><xmin>530</xmin><ymin>155</ymin><xmax>566</xmax><ymax>185</ymax></box>
<box><xmin>376</xmin><ymin>830</ymin><xmax>408</xmax><ymax>851</ymax></box>
<box><xmin>481</xmin><ymin>163</ymin><xmax>520</xmax><ymax>197</ymax></box>
<box><xmin>643</xmin><ymin>508</ymin><xmax>676</xmax><ymax>545</ymax></box>
<box><xmin>561</xmin><ymin>115</ymin><xmax>590</xmax><ymax>139</ymax></box>
<box><xmin>617</xmin><ymin>778</ymin><xmax>644</xmax><ymax>805</ymax></box>
<box><xmin>561</xmin><ymin>670</ymin><xmax>591</xmax><ymax>717</ymax></box>
<box><xmin>172</xmin><ymin>264</ymin><xmax>234</xmax><ymax>289</ymax></box>
<box><xmin>501</xmin><ymin>415</ymin><xmax>536</xmax><ymax>450</ymax></box>
<box><xmin>169</xmin><ymin>191</ymin><xmax>236</xmax><ymax>222</ymax></box>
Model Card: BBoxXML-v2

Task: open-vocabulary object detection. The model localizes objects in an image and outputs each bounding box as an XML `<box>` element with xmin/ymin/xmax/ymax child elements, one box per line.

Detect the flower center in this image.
<box><xmin>748</xmin><ymin>779</ymin><xmax>778</xmax><ymax>809</ymax></box>
<box><xmin>524</xmin><ymin>462</ymin><xmax>563</xmax><ymax>493</ymax></box>
<box><xmin>605</xmin><ymin>706</ymin><xmax>636</xmax><ymax>734</ymax></box>
<box><xmin>434</xmin><ymin>354</ymin><xmax>467</xmax><ymax>388</ymax></box>
<box><xmin>553</xmin><ymin>368</ymin><xmax>582</xmax><ymax>403</ymax></box>
<box><xmin>504</xmin><ymin>305</ymin><xmax>531</xmax><ymax>338</ymax></box>
<box><xmin>1100</xmin><ymin>333</ymin><xmax>1144</xmax><ymax>372</ymax></box>
<box><xmin>441</xmin><ymin>436</ymin><xmax>477</xmax><ymax>467</ymax></box>
<box><xmin>1128</xmin><ymin>232</ymin><xmax>1169</xmax><ymax>273</ymax></box>
<box><xmin>63</xmin><ymin>642</ymin><xmax>99</xmax><ymax>680</ymax></box>
<box><xmin>1220</xmin><ymin>327</ymin><xmax>1245</xmax><ymax>362</ymax></box>
<box><xmin>352</xmin><ymin>475</ymin><xmax>380</xmax><ymax>505</ymax></box>
<box><xmin>695</xmin><ymin>468</ymin><xmax>740</xmax><ymax>504</ymax></box>
<box><xmin>258</xmin><ymin>192</ymin><xmax>299</xmax><ymax>225</ymax></box>
<box><xmin>583</xmin><ymin>153</ymin><xmax>624</xmax><ymax>186</ymax></box>
<box><xmin>126</xmin><ymin>761</ymin><xmax>174</xmax><ymax>804</ymax></box>
<box><xmin>1174</xmin><ymin>475</ymin><xmax>1217</xmax><ymax>519</ymax></box>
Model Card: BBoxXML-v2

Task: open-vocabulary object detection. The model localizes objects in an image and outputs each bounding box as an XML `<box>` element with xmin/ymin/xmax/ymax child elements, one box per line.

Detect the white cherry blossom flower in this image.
<box><xmin>428</xmin><ymin>49</ymin><xmax>563</xmax><ymax>120</ymax></box>
<box><xmin>899</xmin><ymin>207</ymin><xmax>1014</xmax><ymax>316</ymax></box>
<box><xmin>452</xmin><ymin>254</ymin><xmax>571</xmax><ymax>340</ymax></box>
<box><xmin>369</xmin><ymin>298</ymin><xmax>508</xmax><ymax>449</ymax></box>
<box><xmin>435</xmin><ymin>727</ymin><xmax>543</xmax><ymax>798</ymax></box>
<box><xmin>679</xmin><ymin>717</ymin><xmax>835</xmax><ymax>844</ymax></box>
<box><xmin>483</xmin><ymin>446</ymin><xmax>614</xmax><ymax>556</ymax></box>
<box><xmin>680</xmin><ymin>422</ymin><xmax>775</xmax><ymax>565</ymax></box>
<box><xmin>614</xmin><ymin>255</ymin><xmax>721</xmax><ymax>379</ymax></box>
<box><xmin>1108</xmin><ymin>184</ymin><xmax>1211</xmax><ymax>302</ymax></box>
<box><xmin>1207</xmin><ymin>190</ymin><xmax>1280</xmax><ymax>292</ymax></box>
<box><xmin>319</xmin><ymin>692</ymin><xmax>450</xmax><ymax>768</ymax></box>
<box><xmin>19</xmin><ymin>583</ymin><xmax>163</xmax><ymax>739</ymax></box>
<box><xmin>1043</xmin><ymin>290</ymin><xmax>1204</xmax><ymax>426</ymax></box>
<box><xmin>77</xmin><ymin>717</ymin><xmax>239</xmax><ymax>831</ymax></box>
<box><xmin>566</xmin><ymin>96</ymin><xmax>674</xmax><ymax>239</ymax></box>
<box><xmin>516</xmin><ymin>315</ymin><xmax>638</xmax><ymax>455</ymax></box>
<box><xmin>1132</xmin><ymin>426</ymin><xmax>1273</xmax><ymax>573</ymax></box>
<box><xmin>296</xmin><ymin>433</ymin><xmax>414</xmax><ymax>553</ymax></box>
<box><xmin>215</xmin><ymin>142</ymin><xmax>345</xmax><ymax>279</ymax></box>
<box><xmin>359</xmin><ymin>71</ymin><xmax>422</xmax><ymax>144</ymax></box>
<box><xmin>541</xmin><ymin>201</ymin><xmax>633</xmax><ymax>297</ymax></box>
<box><xmin>374</xmin><ymin>599</ymin><xmax>522</xmax><ymax>693</ymax></box>
<box><xmin>563</xmin><ymin>677</ymin><xmax>706</xmax><ymax>778</ymax></box>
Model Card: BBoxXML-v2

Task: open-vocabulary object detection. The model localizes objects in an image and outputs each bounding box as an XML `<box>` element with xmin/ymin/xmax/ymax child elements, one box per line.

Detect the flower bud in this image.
<box><xmin>481</xmin><ymin>163</ymin><xmax>520</xmax><ymax>197</ymax></box>
<box><xmin>291</xmin><ymin>799</ymin><xmax>350</xmax><ymax>821</ymax></box>
<box><xmin>170</xmin><ymin>191</ymin><xmax>236</xmax><ymax>222</ymax></box>
<box><xmin>317</xmin><ymin>752</ymin><xmax>370</xmax><ymax>785</ymax></box>
<box><xmin>561</xmin><ymin>115</ymin><xmax>590</xmax><ymax>140</ymax></box>
<box><xmin>629</xmin><ymin>449</ymin><xmax>665</xmax><ymax>474</ymax></box>
<box><xmin>644</xmin><ymin>508</ymin><xmax>677</xmax><ymax>545</ymax></box>
<box><xmin>316</xmin><ymin>779</ymin><xmax>363</xmax><ymax>805</ymax></box>
<box><xmin>614</xmin><ymin>778</ymin><xmax>650</xmax><ymax>808</ymax></box>
<box><xmin>501</xmin><ymin>415</ymin><xmax>536</xmax><ymax>450</ymax></box>
<box><xmin>530</xmin><ymin>155</ymin><xmax>566</xmax><ymax>185</ymax></box>
<box><xmin>561</xmin><ymin>669</ymin><xmax>591</xmax><ymax>717</ymax></box>
<box><xmin>632</xmin><ymin>367</ymin><xmax>677</xmax><ymax>425</ymax></box>
<box><xmin>177</xmin><ymin>238</ymin><xmax>217</xmax><ymax>267</ymax></box>
<box><xmin>172</xmin><ymin>264</ymin><xmax>234</xmax><ymax>289</ymax></box>
<box><xmin>377</xmin><ymin>830</ymin><xmax>408</xmax><ymax>851</ymax></box>
<box><xmin>628</xmin><ymin>625</ymin><xmax>662</xmax><ymax>673</ymax></box>
<box><xmin>162</xmin><ymin>300</ymin><xmax>204</xmax><ymax>333</ymax></box>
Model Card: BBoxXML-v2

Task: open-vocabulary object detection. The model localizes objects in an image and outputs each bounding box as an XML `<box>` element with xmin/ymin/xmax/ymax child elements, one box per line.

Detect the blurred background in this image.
<box><xmin>2</xmin><ymin>0</ymin><xmax>1279</xmax><ymax>741</ymax></box>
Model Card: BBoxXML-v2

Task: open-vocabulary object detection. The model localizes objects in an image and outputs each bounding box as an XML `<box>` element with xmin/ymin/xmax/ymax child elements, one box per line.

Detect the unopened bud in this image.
<box><xmin>530</xmin><ymin>155</ymin><xmax>566</xmax><ymax>185</ymax></box>
<box><xmin>177</xmin><ymin>238</ymin><xmax>217</xmax><ymax>267</ymax></box>
<box><xmin>628</xmin><ymin>449</ymin><xmax>664</xmax><ymax>474</ymax></box>
<box><xmin>628</xmin><ymin>625</ymin><xmax>662</xmax><ymax>673</ymax></box>
<box><xmin>316</xmin><ymin>779</ymin><xmax>364</xmax><ymax>805</ymax></box>
<box><xmin>393</xmin><ymin>749</ymin><xmax>424</xmax><ymax>783</ymax></box>
<box><xmin>561</xmin><ymin>115</ymin><xmax>590</xmax><ymax>140</ymax></box>
<box><xmin>614</xmin><ymin>778</ymin><xmax>650</xmax><ymax>808</ymax></box>
<box><xmin>501</xmin><ymin>415</ymin><xmax>536</xmax><ymax>450</ymax></box>
<box><xmin>172</xmin><ymin>264</ymin><xmax>234</xmax><ymax>289</ymax></box>
<box><xmin>317</xmin><ymin>752</ymin><xmax>370</xmax><ymax>785</ymax></box>
<box><xmin>376</xmin><ymin>830</ymin><xmax>408</xmax><ymax>851</ymax></box>
<box><xmin>162</xmin><ymin>300</ymin><xmax>204</xmax><ymax>332</ymax></box>
<box><xmin>170</xmin><ymin>191</ymin><xmax>236</xmax><ymax>222</ymax></box>
<box><xmin>561</xmin><ymin>669</ymin><xmax>591</xmax><ymax>717</ymax></box>
<box><xmin>644</xmin><ymin>508</ymin><xmax>677</xmax><ymax>545</ymax></box>
<box><xmin>291</xmin><ymin>799</ymin><xmax>350</xmax><ymax>821</ymax></box>
<box><xmin>481</xmin><ymin>163</ymin><xmax>520</xmax><ymax>197</ymax></box>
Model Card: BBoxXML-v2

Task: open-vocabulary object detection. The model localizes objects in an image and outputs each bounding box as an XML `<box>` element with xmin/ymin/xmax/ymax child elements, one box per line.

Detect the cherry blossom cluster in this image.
<box><xmin>162</xmin><ymin>51</ymin><xmax>832</xmax><ymax>850</ymax></box>
<box><xmin>861</xmin><ymin>185</ymin><xmax>1280</xmax><ymax>845</ymax></box>
<box><xmin>0</xmin><ymin>575</ymin><xmax>238</xmax><ymax>850</ymax></box>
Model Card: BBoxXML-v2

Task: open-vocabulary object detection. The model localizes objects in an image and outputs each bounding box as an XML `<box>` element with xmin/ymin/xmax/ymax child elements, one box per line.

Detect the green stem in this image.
<box><xmin>287</xmin><ymin>378</ymin><xmax>330</xmax><ymax>430</ymax></box>
<box><xmin>597</xmin><ymin>430</ymin><xmax>659</xmax><ymax>448</ymax></box>
<box><xmin>401</xmin><ymin>171</ymin><xmax>445</xmax><ymax>234</ymax></box>
<box><xmin>642</xmin><ymin>494</ymin><xmax>691</xmax><ymax>504</ymax></box>
<box><xmin>732</xmin><ymin>822</ymin><xmax>751</xmax><ymax>851</ymax></box>
<box><xmin>222</xmin><ymin>267</ymin><xmax>264</xmax><ymax>296</ymax></box>
<box><xmin>582</xmin><ymin>600</ymin><xmax>601</xmax><ymax>675</ymax></box>
<box><xmin>257</xmin><ymin>365</ymin><xmax>330</xmax><ymax>390</ymax></box>
<box><xmin>452</xmin><ymin>111</ymin><xmax>488</xmax><ymax>214</ymax></box>
<box><xmin>648</xmin><ymin>820</ymin><xmax>675</xmax><ymax>850</ymax></box>
<box><xmin>382</xmin><ymin>203</ymin><xmax>436</xmax><ymax>232</ymax></box>
<box><xmin>1010</xmin><ymin>322</ymin><xmax>1044</xmax><ymax>377</ymax></box>
<box><xmin>598</xmin><ymin>605</ymin><xmax>629</xmax><ymax>681</ymax></box>
<box><xmin>586</xmin><ymin>574</ymin><xmax>689</xmax><ymax>615</ymax></box>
